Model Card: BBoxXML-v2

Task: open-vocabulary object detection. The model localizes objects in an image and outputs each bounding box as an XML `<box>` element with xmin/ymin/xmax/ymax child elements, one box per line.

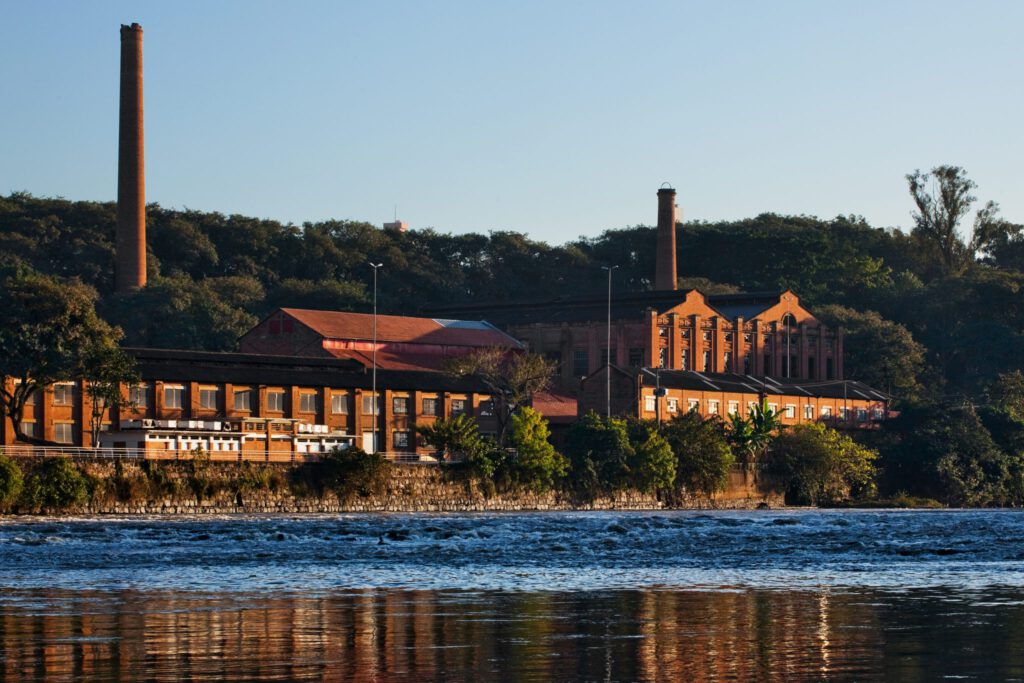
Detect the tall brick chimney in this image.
<box><xmin>655</xmin><ymin>186</ymin><xmax>678</xmax><ymax>290</ymax></box>
<box><xmin>116</xmin><ymin>23</ymin><xmax>146</xmax><ymax>292</ymax></box>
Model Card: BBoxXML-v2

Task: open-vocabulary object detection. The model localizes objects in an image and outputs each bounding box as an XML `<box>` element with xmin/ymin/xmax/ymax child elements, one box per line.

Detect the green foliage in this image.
<box><xmin>660</xmin><ymin>412</ymin><xmax>735</xmax><ymax>496</ymax></box>
<box><xmin>728</xmin><ymin>401</ymin><xmax>781</xmax><ymax>464</ymax></box>
<box><xmin>882</xmin><ymin>403</ymin><xmax>1012</xmax><ymax>506</ymax></box>
<box><xmin>417</xmin><ymin>414</ymin><xmax>500</xmax><ymax>479</ymax></box>
<box><xmin>235</xmin><ymin>463</ymin><xmax>286</xmax><ymax>493</ymax></box>
<box><xmin>504</xmin><ymin>407</ymin><xmax>568</xmax><ymax>492</ymax></box>
<box><xmin>0</xmin><ymin>452</ymin><xmax>24</xmax><ymax>508</ymax></box>
<box><xmin>445</xmin><ymin>349</ymin><xmax>555</xmax><ymax>444</ymax></box>
<box><xmin>21</xmin><ymin>458</ymin><xmax>89</xmax><ymax>510</ymax></box>
<box><xmin>770</xmin><ymin>423</ymin><xmax>879</xmax><ymax>505</ymax></box>
<box><xmin>625</xmin><ymin>420</ymin><xmax>677</xmax><ymax>493</ymax></box>
<box><xmin>815</xmin><ymin>305</ymin><xmax>926</xmax><ymax>398</ymax></box>
<box><xmin>0</xmin><ymin>264</ymin><xmax>123</xmax><ymax>441</ymax></box>
<box><xmin>318</xmin><ymin>447</ymin><xmax>392</xmax><ymax>500</ymax></box>
<box><xmin>564</xmin><ymin>411</ymin><xmax>634</xmax><ymax>496</ymax></box>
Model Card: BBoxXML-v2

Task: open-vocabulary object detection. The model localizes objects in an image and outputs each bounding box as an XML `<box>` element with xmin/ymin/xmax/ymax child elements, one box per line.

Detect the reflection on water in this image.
<box><xmin>4</xmin><ymin>587</ymin><xmax>1024</xmax><ymax>681</ymax></box>
<box><xmin>4</xmin><ymin>511</ymin><xmax>1024</xmax><ymax>680</ymax></box>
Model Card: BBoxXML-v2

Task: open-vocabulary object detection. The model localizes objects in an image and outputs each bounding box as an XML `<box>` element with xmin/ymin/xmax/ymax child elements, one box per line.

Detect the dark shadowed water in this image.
<box><xmin>2</xmin><ymin>510</ymin><xmax>1024</xmax><ymax>681</ymax></box>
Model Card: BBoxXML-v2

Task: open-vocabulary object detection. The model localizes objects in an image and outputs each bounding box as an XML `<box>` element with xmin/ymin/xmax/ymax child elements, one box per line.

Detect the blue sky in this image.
<box><xmin>2</xmin><ymin>1</ymin><xmax>1021</xmax><ymax>243</ymax></box>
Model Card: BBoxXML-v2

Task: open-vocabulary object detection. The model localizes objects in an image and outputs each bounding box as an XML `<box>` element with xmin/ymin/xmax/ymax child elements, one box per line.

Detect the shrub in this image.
<box><xmin>564</xmin><ymin>411</ymin><xmax>633</xmax><ymax>496</ymax></box>
<box><xmin>505</xmin><ymin>407</ymin><xmax>568</xmax><ymax>493</ymax></box>
<box><xmin>770</xmin><ymin>423</ymin><xmax>879</xmax><ymax>505</ymax></box>
<box><xmin>660</xmin><ymin>412</ymin><xmax>735</xmax><ymax>497</ymax></box>
<box><xmin>0</xmin><ymin>452</ymin><xmax>24</xmax><ymax>509</ymax></box>
<box><xmin>418</xmin><ymin>414</ymin><xmax>500</xmax><ymax>480</ymax></box>
<box><xmin>626</xmin><ymin>420</ymin><xmax>677</xmax><ymax>493</ymax></box>
<box><xmin>21</xmin><ymin>458</ymin><xmax>89</xmax><ymax>510</ymax></box>
<box><xmin>319</xmin><ymin>447</ymin><xmax>392</xmax><ymax>501</ymax></box>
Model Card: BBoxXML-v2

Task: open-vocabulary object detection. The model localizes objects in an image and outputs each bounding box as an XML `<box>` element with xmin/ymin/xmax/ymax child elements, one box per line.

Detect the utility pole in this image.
<box><xmin>601</xmin><ymin>265</ymin><xmax>618</xmax><ymax>418</ymax></box>
<box><xmin>369</xmin><ymin>262</ymin><xmax>383</xmax><ymax>453</ymax></box>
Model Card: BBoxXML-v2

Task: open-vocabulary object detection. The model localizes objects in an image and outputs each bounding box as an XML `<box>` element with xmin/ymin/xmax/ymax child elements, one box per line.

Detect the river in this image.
<box><xmin>2</xmin><ymin>510</ymin><xmax>1023</xmax><ymax>681</ymax></box>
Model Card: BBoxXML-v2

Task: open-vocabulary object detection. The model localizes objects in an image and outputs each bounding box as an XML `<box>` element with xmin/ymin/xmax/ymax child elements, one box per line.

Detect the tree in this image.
<box><xmin>815</xmin><ymin>305</ymin><xmax>926</xmax><ymax>398</ymax></box>
<box><xmin>81</xmin><ymin>345</ymin><xmax>139</xmax><ymax>448</ymax></box>
<box><xmin>883</xmin><ymin>402</ymin><xmax>1010</xmax><ymax>506</ymax></box>
<box><xmin>0</xmin><ymin>266</ymin><xmax>123</xmax><ymax>442</ymax></box>
<box><xmin>0</xmin><ymin>453</ymin><xmax>24</xmax><ymax>509</ymax></box>
<box><xmin>727</xmin><ymin>400</ymin><xmax>781</xmax><ymax>464</ymax></box>
<box><xmin>564</xmin><ymin>411</ymin><xmax>634</xmax><ymax>495</ymax></box>
<box><xmin>988</xmin><ymin>371</ymin><xmax>1024</xmax><ymax>422</ymax></box>
<box><xmin>770</xmin><ymin>422</ymin><xmax>878</xmax><ymax>505</ymax></box>
<box><xmin>318</xmin><ymin>447</ymin><xmax>392</xmax><ymax>500</ymax></box>
<box><xmin>445</xmin><ymin>349</ymin><xmax>555</xmax><ymax>443</ymax></box>
<box><xmin>625</xmin><ymin>420</ymin><xmax>677</xmax><ymax>493</ymax></box>
<box><xmin>417</xmin><ymin>414</ymin><xmax>499</xmax><ymax>479</ymax></box>
<box><xmin>660</xmin><ymin>412</ymin><xmax>735</xmax><ymax>496</ymax></box>
<box><xmin>906</xmin><ymin>165</ymin><xmax>1009</xmax><ymax>275</ymax></box>
<box><xmin>505</xmin><ymin>407</ymin><xmax>568</xmax><ymax>492</ymax></box>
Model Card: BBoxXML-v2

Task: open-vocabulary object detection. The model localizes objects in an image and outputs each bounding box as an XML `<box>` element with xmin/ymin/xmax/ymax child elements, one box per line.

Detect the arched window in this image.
<box><xmin>782</xmin><ymin>313</ymin><xmax>798</xmax><ymax>328</ymax></box>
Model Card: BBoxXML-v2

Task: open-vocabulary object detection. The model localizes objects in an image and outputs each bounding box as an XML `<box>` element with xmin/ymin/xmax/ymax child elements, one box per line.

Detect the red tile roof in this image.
<box><xmin>324</xmin><ymin>348</ymin><xmax>456</xmax><ymax>372</ymax></box>
<box><xmin>280</xmin><ymin>308</ymin><xmax>522</xmax><ymax>349</ymax></box>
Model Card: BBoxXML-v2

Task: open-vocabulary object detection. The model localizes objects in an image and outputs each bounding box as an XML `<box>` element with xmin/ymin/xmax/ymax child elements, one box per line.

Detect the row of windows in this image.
<box><xmin>130</xmin><ymin>386</ymin><xmax>480</xmax><ymax>417</ymax></box>
<box><xmin>643</xmin><ymin>396</ymin><xmax>880</xmax><ymax>421</ymax></box>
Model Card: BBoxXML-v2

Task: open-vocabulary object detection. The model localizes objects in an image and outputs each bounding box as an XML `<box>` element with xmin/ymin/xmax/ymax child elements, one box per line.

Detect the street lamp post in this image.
<box><xmin>369</xmin><ymin>262</ymin><xmax>383</xmax><ymax>453</ymax></box>
<box><xmin>601</xmin><ymin>265</ymin><xmax>618</xmax><ymax>418</ymax></box>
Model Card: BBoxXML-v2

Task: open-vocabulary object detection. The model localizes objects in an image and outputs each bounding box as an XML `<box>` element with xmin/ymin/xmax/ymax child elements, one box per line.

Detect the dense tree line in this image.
<box><xmin>3</xmin><ymin>166</ymin><xmax>1024</xmax><ymax>506</ymax></box>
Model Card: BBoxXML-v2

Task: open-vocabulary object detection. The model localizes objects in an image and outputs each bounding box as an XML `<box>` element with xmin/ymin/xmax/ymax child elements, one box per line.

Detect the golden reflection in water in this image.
<box><xmin>3</xmin><ymin>588</ymin><xmax>1024</xmax><ymax>681</ymax></box>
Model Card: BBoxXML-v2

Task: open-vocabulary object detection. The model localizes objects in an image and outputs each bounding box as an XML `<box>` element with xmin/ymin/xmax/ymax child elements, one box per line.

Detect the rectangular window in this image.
<box><xmin>804</xmin><ymin>405</ymin><xmax>815</xmax><ymax>420</ymax></box>
<box><xmin>450</xmin><ymin>399</ymin><xmax>466</xmax><ymax>416</ymax></box>
<box><xmin>331</xmin><ymin>393</ymin><xmax>349</xmax><ymax>415</ymax></box>
<box><xmin>785</xmin><ymin>404</ymin><xmax>796</xmax><ymax>419</ymax></box>
<box><xmin>667</xmin><ymin>398</ymin><xmax>678</xmax><ymax>413</ymax></box>
<box><xmin>659</xmin><ymin>348</ymin><xmax>668</xmax><ymax>368</ymax></box>
<box><xmin>708</xmin><ymin>400</ymin><xmax>720</xmax><ymax>415</ymax></box>
<box><xmin>199</xmin><ymin>388</ymin><xmax>219</xmax><ymax>410</ymax></box>
<box><xmin>393</xmin><ymin>431</ymin><xmax>411</xmax><ymax>449</ymax></box>
<box><xmin>600</xmin><ymin>348</ymin><xmax>618</xmax><ymax>366</ymax></box>
<box><xmin>807</xmin><ymin>357</ymin><xmax>816</xmax><ymax>379</ymax></box>
<box><xmin>479</xmin><ymin>399</ymin><xmax>494</xmax><ymax>416</ymax></box>
<box><xmin>129</xmin><ymin>384</ymin><xmax>149</xmax><ymax>408</ymax></box>
<box><xmin>164</xmin><ymin>386</ymin><xmax>184</xmax><ymax>409</ymax></box>
<box><xmin>826</xmin><ymin>358</ymin><xmax>835</xmax><ymax>380</ymax></box>
<box><xmin>857</xmin><ymin>408</ymin><xmax>868</xmax><ymax>422</ymax></box>
<box><xmin>644</xmin><ymin>396</ymin><xmax>656</xmax><ymax>412</ymax></box>
<box><xmin>872</xmin><ymin>408</ymin><xmax>884</xmax><ymax>420</ymax></box>
<box><xmin>422</xmin><ymin>397</ymin><xmax>439</xmax><ymax>416</ymax></box>
<box><xmin>764</xmin><ymin>354</ymin><xmax>773</xmax><ymax>375</ymax></box>
<box><xmin>233</xmin><ymin>389</ymin><xmax>252</xmax><ymax>411</ymax></box>
<box><xmin>53</xmin><ymin>383</ymin><xmax>74</xmax><ymax>406</ymax></box>
<box><xmin>300</xmin><ymin>393</ymin><xmax>319</xmax><ymax>413</ymax></box>
<box><xmin>680</xmin><ymin>352</ymin><xmax>688</xmax><ymax>371</ymax></box>
<box><xmin>728</xmin><ymin>401</ymin><xmax>740</xmax><ymax>416</ymax></box>
<box><xmin>20</xmin><ymin>422</ymin><xmax>39</xmax><ymax>438</ymax></box>
<box><xmin>393</xmin><ymin>396</ymin><xmax>409</xmax><ymax>414</ymax></box>
<box><xmin>54</xmin><ymin>422</ymin><xmax>74</xmax><ymax>444</ymax></box>
<box><xmin>362</xmin><ymin>394</ymin><xmax>380</xmax><ymax>415</ymax></box>
<box><xmin>768</xmin><ymin>403</ymin><xmax>778</xmax><ymax>415</ymax></box>
<box><xmin>688</xmin><ymin>399</ymin><xmax>700</xmax><ymax>413</ymax></box>
<box><xmin>702</xmin><ymin>351</ymin><xmax>710</xmax><ymax>372</ymax></box>
<box><xmin>572</xmin><ymin>349</ymin><xmax>589</xmax><ymax>377</ymax></box>
<box><xmin>267</xmin><ymin>391</ymin><xmax>286</xmax><ymax>412</ymax></box>
<box><xmin>839</xmin><ymin>407</ymin><xmax>849</xmax><ymax>420</ymax></box>
<box><xmin>821</xmin><ymin>406</ymin><xmax>833</xmax><ymax>418</ymax></box>
<box><xmin>628</xmin><ymin>348</ymin><xmax>644</xmax><ymax>367</ymax></box>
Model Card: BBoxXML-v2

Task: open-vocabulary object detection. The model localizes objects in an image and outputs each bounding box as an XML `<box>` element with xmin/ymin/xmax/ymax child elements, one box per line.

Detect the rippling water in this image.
<box><xmin>2</xmin><ymin>510</ymin><xmax>1024</xmax><ymax>680</ymax></box>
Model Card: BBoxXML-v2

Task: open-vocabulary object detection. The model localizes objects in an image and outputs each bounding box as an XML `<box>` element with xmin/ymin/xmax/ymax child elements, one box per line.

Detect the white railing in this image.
<box><xmin>0</xmin><ymin>445</ymin><xmax>443</xmax><ymax>465</ymax></box>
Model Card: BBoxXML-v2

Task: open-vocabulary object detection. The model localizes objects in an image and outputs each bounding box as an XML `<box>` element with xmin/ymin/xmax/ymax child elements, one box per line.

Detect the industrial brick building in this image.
<box><xmin>579</xmin><ymin>366</ymin><xmax>886</xmax><ymax>426</ymax></box>
<box><xmin>2</xmin><ymin>348</ymin><xmax>500</xmax><ymax>459</ymax></box>
<box><xmin>239</xmin><ymin>308</ymin><xmax>522</xmax><ymax>371</ymax></box>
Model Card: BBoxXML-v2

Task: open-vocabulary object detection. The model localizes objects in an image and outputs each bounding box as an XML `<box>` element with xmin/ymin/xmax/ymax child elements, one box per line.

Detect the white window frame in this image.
<box><xmin>199</xmin><ymin>387</ymin><xmax>219</xmax><ymax>410</ymax></box>
<box><xmin>331</xmin><ymin>393</ymin><xmax>348</xmax><ymax>415</ymax></box>
<box><xmin>164</xmin><ymin>385</ymin><xmax>185</xmax><ymax>409</ymax></box>
<box><xmin>708</xmin><ymin>400</ymin><xmax>719</xmax><ymax>415</ymax></box>
<box><xmin>267</xmin><ymin>390</ymin><xmax>286</xmax><ymax>413</ymax></box>
<box><xmin>54</xmin><ymin>422</ymin><xmax>74</xmax><ymax>444</ymax></box>
<box><xmin>299</xmin><ymin>392</ymin><xmax>319</xmax><ymax>414</ymax></box>
<box><xmin>688</xmin><ymin>399</ymin><xmax>700</xmax><ymax>413</ymax></box>
<box><xmin>728</xmin><ymin>401</ymin><xmax>739</xmax><ymax>416</ymax></box>
<box><xmin>804</xmin><ymin>405</ymin><xmax>814</xmax><ymax>420</ymax></box>
<box><xmin>785</xmin><ymin>404</ymin><xmax>796</xmax><ymax>419</ymax></box>
<box><xmin>233</xmin><ymin>388</ymin><xmax>252</xmax><ymax>412</ymax></box>
<box><xmin>667</xmin><ymin>398</ymin><xmax>678</xmax><ymax>413</ymax></box>
<box><xmin>644</xmin><ymin>396</ymin><xmax>656</xmax><ymax>413</ymax></box>
<box><xmin>53</xmin><ymin>382</ymin><xmax>74</xmax><ymax>406</ymax></box>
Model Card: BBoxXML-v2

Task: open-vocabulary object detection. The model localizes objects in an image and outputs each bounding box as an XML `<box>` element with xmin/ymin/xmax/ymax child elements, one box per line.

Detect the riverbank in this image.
<box><xmin>1</xmin><ymin>458</ymin><xmax>783</xmax><ymax>515</ymax></box>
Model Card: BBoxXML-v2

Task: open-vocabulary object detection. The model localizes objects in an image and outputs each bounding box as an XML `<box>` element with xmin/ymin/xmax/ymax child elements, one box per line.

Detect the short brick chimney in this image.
<box><xmin>655</xmin><ymin>186</ymin><xmax>678</xmax><ymax>290</ymax></box>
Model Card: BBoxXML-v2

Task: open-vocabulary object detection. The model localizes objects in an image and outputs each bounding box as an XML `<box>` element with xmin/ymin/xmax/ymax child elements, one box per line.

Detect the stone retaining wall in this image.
<box><xmin>16</xmin><ymin>459</ymin><xmax>783</xmax><ymax>515</ymax></box>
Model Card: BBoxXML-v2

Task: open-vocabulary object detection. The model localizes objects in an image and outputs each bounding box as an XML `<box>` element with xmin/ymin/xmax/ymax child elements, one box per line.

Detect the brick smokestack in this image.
<box><xmin>655</xmin><ymin>186</ymin><xmax>678</xmax><ymax>290</ymax></box>
<box><xmin>116</xmin><ymin>23</ymin><xmax>146</xmax><ymax>292</ymax></box>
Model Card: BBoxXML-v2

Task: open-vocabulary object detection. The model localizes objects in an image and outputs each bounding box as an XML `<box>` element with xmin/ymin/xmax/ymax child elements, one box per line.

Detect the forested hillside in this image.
<box><xmin>2</xmin><ymin>167</ymin><xmax>1022</xmax><ymax>403</ymax></box>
